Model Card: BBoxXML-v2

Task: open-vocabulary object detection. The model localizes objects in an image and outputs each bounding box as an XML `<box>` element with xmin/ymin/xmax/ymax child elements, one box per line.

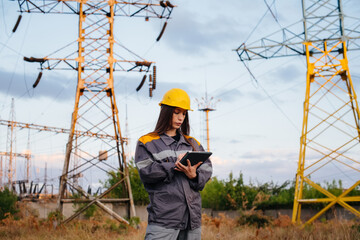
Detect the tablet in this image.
<box><xmin>179</xmin><ymin>151</ymin><xmax>212</xmax><ymax>166</ymax></box>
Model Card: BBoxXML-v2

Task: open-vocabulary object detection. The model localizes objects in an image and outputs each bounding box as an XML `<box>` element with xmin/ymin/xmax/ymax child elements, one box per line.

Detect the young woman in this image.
<box><xmin>135</xmin><ymin>88</ymin><xmax>213</xmax><ymax>240</ymax></box>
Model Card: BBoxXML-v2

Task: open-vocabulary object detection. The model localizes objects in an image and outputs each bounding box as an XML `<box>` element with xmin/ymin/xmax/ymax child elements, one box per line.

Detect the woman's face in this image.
<box><xmin>171</xmin><ymin>107</ymin><xmax>187</xmax><ymax>130</ymax></box>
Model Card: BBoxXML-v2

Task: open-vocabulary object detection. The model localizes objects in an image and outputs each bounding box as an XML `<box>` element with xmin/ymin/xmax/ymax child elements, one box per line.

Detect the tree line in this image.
<box><xmin>1</xmin><ymin>160</ymin><xmax>359</xmax><ymax>220</ymax></box>
<box><xmin>105</xmin><ymin>161</ymin><xmax>360</xmax><ymax>211</ymax></box>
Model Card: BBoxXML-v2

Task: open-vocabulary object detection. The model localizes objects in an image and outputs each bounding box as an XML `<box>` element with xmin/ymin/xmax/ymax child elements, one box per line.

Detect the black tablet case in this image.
<box><xmin>179</xmin><ymin>151</ymin><xmax>212</xmax><ymax>166</ymax></box>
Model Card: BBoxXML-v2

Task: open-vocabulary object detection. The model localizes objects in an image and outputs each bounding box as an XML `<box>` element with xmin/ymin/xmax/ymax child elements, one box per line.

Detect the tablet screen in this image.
<box><xmin>179</xmin><ymin>151</ymin><xmax>212</xmax><ymax>166</ymax></box>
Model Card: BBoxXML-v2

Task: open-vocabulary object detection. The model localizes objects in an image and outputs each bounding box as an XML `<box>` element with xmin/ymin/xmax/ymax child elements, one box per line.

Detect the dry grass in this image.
<box><xmin>0</xmin><ymin>208</ymin><xmax>359</xmax><ymax>240</ymax></box>
<box><xmin>201</xmin><ymin>212</ymin><xmax>360</xmax><ymax>240</ymax></box>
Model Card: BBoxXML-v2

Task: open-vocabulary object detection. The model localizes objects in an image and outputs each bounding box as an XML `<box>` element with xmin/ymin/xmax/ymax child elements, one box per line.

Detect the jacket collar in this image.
<box><xmin>160</xmin><ymin>133</ymin><xmax>191</xmax><ymax>146</ymax></box>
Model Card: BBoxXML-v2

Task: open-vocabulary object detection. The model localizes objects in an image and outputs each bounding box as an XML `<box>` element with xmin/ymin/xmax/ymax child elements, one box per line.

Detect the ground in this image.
<box><xmin>0</xmin><ymin>211</ymin><xmax>360</xmax><ymax>240</ymax></box>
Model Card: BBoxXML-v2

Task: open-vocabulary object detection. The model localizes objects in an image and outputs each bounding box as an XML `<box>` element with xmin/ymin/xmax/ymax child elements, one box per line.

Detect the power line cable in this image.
<box><xmin>243</xmin><ymin>61</ymin><xmax>300</xmax><ymax>131</ymax></box>
<box><xmin>242</xmin><ymin>0</ymin><xmax>276</xmax><ymax>44</ymax></box>
<box><xmin>0</xmin><ymin>0</ymin><xmax>10</xmax><ymax>38</ymax></box>
<box><xmin>210</xmin><ymin>79</ymin><xmax>303</xmax><ymax>125</ymax></box>
<box><xmin>1</xmin><ymin>14</ymin><xmax>32</xmax><ymax>115</ymax></box>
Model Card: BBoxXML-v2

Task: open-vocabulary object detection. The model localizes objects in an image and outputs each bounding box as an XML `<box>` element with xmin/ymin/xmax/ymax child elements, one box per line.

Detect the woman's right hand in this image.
<box><xmin>174</xmin><ymin>155</ymin><xmax>202</xmax><ymax>179</ymax></box>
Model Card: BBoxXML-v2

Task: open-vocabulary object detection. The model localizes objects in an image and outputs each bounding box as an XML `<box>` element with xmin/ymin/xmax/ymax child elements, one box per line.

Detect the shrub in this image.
<box><xmin>0</xmin><ymin>188</ymin><xmax>18</xmax><ymax>220</ymax></box>
<box><xmin>237</xmin><ymin>208</ymin><xmax>272</xmax><ymax>228</ymax></box>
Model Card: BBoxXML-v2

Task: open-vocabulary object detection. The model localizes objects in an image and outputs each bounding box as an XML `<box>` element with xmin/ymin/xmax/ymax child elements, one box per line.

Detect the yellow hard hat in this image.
<box><xmin>159</xmin><ymin>88</ymin><xmax>193</xmax><ymax>111</ymax></box>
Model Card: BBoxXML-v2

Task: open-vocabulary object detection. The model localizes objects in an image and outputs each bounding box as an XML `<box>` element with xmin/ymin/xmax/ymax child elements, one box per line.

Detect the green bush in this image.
<box><xmin>0</xmin><ymin>188</ymin><xmax>18</xmax><ymax>220</ymax></box>
<box><xmin>201</xmin><ymin>177</ymin><xmax>228</xmax><ymax>210</ymax></box>
<box><xmin>237</xmin><ymin>209</ymin><xmax>272</xmax><ymax>228</ymax></box>
<box><xmin>200</xmin><ymin>173</ymin><xmax>358</xmax><ymax>211</ymax></box>
<box><xmin>128</xmin><ymin>161</ymin><xmax>149</xmax><ymax>205</ymax></box>
<box><xmin>103</xmin><ymin>161</ymin><xmax>360</xmax><ymax>212</ymax></box>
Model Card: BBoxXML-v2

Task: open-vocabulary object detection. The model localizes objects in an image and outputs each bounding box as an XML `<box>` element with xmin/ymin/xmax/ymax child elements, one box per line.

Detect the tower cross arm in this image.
<box><xmin>24</xmin><ymin>56</ymin><xmax>155</xmax><ymax>72</ymax></box>
<box><xmin>235</xmin><ymin>20</ymin><xmax>308</xmax><ymax>61</ymax></box>
<box><xmin>0</xmin><ymin>119</ymin><xmax>118</xmax><ymax>140</ymax></box>
<box><xmin>0</xmin><ymin>151</ymin><xmax>31</xmax><ymax>159</ymax></box>
<box><xmin>235</xmin><ymin>20</ymin><xmax>360</xmax><ymax>62</ymax></box>
<box><xmin>16</xmin><ymin>0</ymin><xmax>176</xmax><ymax>18</ymax></box>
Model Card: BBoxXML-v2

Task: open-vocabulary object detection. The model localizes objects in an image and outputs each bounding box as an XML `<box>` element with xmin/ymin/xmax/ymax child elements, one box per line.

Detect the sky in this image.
<box><xmin>1</xmin><ymin>0</ymin><xmax>360</xmax><ymax>191</ymax></box>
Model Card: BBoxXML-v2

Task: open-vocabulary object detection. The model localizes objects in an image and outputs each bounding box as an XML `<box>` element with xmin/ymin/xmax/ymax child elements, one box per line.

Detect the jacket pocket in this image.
<box><xmin>152</xmin><ymin>191</ymin><xmax>185</xmax><ymax>221</ymax></box>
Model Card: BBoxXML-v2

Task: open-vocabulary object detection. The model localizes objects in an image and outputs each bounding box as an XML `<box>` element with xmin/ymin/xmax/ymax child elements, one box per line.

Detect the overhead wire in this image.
<box><xmin>112</xmin><ymin>16</ymin><xmax>162</xmax><ymax>103</ymax></box>
<box><xmin>223</xmin><ymin>0</ymin><xmax>301</xmax><ymax>132</ymax></box>
<box><xmin>205</xmin><ymin>54</ymin><xmax>304</xmax><ymax>130</ymax></box>
<box><xmin>210</xmin><ymin>52</ymin><xmax>300</xmax><ymax>99</ymax></box>
<box><xmin>210</xmin><ymin>78</ymin><xmax>304</xmax><ymax>125</ymax></box>
<box><xmin>1</xmin><ymin>14</ymin><xmax>32</xmax><ymax>116</ymax></box>
<box><xmin>242</xmin><ymin>0</ymin><xmax>276</xmax><ymax>44</ymax></box>
<box><xmin>1</xmin><ymin>3</ymin><xmax>172</xmax><ymax>187</ymax></box>
<box><xmin>263</xmin><ymin>0</ymin><xmax>282</xmax><ymax>28</ymax></box>
<box><xmin>0</xmin><ymin>0</ymin><xmax>10</xmax><ymax>38</ymax></box>
<box><xmin>257</xmin><ymin>79</ymin><xmax>300</xmax><ymax>132</ymax></box>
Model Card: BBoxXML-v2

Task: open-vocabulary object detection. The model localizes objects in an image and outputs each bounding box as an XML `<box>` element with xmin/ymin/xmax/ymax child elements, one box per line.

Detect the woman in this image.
<box><xmin>135</xmin><ymin>88</ymin><xmax>213</xmax><ymax>240</ymax></box>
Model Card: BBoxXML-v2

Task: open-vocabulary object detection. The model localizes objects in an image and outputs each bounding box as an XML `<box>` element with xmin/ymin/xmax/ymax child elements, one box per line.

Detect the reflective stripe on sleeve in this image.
<box><xmin>152</xmin><ymin>149</ymin><xmax>175</xmax><ymax>161</ymax></box>
<box><xmin>152</xmin><ymin>149</ymin><xmax>188</xmax><ymax>161</ymax></box>
<box><xmin>136</xmin><ymin>158</ymin><xmax>154</xmax><ymax>170</ymax></box>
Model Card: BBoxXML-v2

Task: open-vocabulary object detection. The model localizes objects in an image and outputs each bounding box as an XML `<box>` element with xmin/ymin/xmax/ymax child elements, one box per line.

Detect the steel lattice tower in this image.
<box><xmin>236</xmin><ymin>0</ymin><xmax>360</xmax><ymax>224</ymax></box>
<box><xmin>6</xmin><ymin>99</ymin><xmax>16</xmax><ymax>190</ymax></box>
<box><xmin>14</xmin><ymin>0</ymin><xmax>175</xmax><ymax>224</ymax></box>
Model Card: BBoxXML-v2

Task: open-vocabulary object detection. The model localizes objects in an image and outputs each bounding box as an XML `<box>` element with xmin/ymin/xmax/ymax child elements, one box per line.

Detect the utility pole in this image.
<box><xmin>25</xmin><ymin>130</ymin><xmax>31</xmax><ymax>184</ymax></box>
<box><xmin>0</xmin><ymin>156</ymin><xmax>2</xmax><ymax>189</ymax></box>
<box><xmin>13</xmin><ymin>0</ymin><xmax>175</xmax><ymax>224</ymax></box>
<box><xmin>6</xmin><ymin>99</ymin><xmax>16</xmax><ymax>190</ymax></box>
<box><xmin>197</xmin><ymin>92</ymin><xmax>219</xmax><ymax>152</ymax></box>
<box><xmin>236</xmin><ymin>0</ymin><xmax>360</xmax><ymax>224</ymax></box>
<box><xmin>44</xmin><ymin>162</ymin><xmax>47</xmax><ymax>195</ymax></box>
<box><xmin>124</xmin><ymin>104</ymin><xmax>131</xmax><ymax>161</ymax></box>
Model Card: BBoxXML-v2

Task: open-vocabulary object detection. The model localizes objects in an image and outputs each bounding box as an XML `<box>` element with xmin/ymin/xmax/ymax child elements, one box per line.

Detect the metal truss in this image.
<box><xmin>235</xmin><ymin>0</ymin><xmax>360</xmax><ymax>224</ymax></box>
<box><xmin>0</xmin><ymin>119</ymin><xmax>119</xmax><ymax>140</ymax></box>
<box><xmin>236</xmin><ymin>0</ymin><xmax>360</xmax><ymax>61</ymax></box>
<box><xmin>0</xmin><ymin>151</ymin><xmax>31</xmax><ymax>188</ymax></box>
<box><xmin>293</xmin><ymin>40</ymin><xmax>360</xmax><ymax>224</ymax></box>
<box><xmin>15</xmin><ymin>0</ymin><xmax>175</xmax><ymax>224</ymax></box>
<box><xmin>16</xmin><ymin>0</ymin><xmax>174</xmax><ymax>18</ymax></box>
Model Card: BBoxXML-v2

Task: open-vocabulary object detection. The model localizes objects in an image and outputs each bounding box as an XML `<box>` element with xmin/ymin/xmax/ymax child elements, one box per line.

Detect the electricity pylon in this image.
<box><xmin>196</xmin><ymin>93</ymin><xmax>219</xmax><ymax>152</ymax></box>
<box><xmin>236</xmin><ymin>0</ymin><xmax>360</xmax><ymax>224</ymax></box>
<box><xmin>0</xmin><ymin>118</ymin><xmax>118</xmax><ymax>188</ymax></box>
<box><xmin>5</xmin><ymin>99</ymin><xmax>16</xmax><ymax>190</ymax></box>
<box><xmin>14</xmin><ymin>0</ymin><xmax>175</xmax><ymax>224</ymax></box>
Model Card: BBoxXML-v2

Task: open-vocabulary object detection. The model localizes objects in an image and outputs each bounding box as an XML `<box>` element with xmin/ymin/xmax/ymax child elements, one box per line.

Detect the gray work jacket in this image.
<box><xmin>135</xmin><ymin>132</ymin><xmax>212</xmax><ymax>230</ymax></box>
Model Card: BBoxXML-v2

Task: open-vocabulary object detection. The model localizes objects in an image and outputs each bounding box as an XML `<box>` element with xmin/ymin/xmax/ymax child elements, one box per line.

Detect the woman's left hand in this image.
<box><xmin>174</xmin><ymin>155</ymin><xmax>202</xmax><ymax>179</ymax></box>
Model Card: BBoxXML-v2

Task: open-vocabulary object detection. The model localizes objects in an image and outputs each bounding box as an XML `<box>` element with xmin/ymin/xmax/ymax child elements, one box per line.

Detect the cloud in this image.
<box><xmin>163</xmin><ymin>8</ymin><xmax>244</xmax><ymax>55</ymax></box>
<box><xmin>229</xmin><ymin>134</ymin><xmax>265</xmax><ymax>144</ymax></box>
<box><xmin>238</xmin><ymin>148</ymin><xmax>298</xmax><ymax>164</ymax></box>
<box><xmin>271</xmin><ymin>64</ymin><xmax>303</xmax><ymax>83</ymax></box>
<box><xmin>0</xmin><ymin>69</ymin><xmax>76</xmax><ymax>100</ymax></box>
<box><xmin>125</xmin><ymin>77</ymin><xmax>197</xmax><ymax>102</ymax></box>
<box><xmin>0</xmin><ymin>68</ymin><xmax>196</xmax><ymax>103</ymax></box>
<box><xmin>229</xmin><ymin>139</ymin><xmax>241</xmax><ymax>144</ymax></box>
<box><xmin>210</xmin><ymin>148</ymin><xmax>299</xmax><ymax>183</ymax></box>
<box><xmin>215</xmin><ymin>88</ymin><xmax>243</xmax><ymax>102</ymax></box>
<box><xmin>210</xmin><ymin>147</ymin><xmax>360</xmax><ymax>187</ymax></box>
<box><xmin>32</xmin><ymin>153</ymin><xmax>65</xmax><ymax>169</ymax></box>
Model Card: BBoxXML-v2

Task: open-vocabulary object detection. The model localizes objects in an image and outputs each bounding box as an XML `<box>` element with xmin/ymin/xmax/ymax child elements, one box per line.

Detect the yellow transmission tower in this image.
<box><xmin>13</xmin><ymin>0</ymin><xmax>176</xmax><ymax>224</ymax></box>
<box><xmin>236</xmin><ymin>0</ymin><xmax>360</xmax><ymax>224</ymax></box>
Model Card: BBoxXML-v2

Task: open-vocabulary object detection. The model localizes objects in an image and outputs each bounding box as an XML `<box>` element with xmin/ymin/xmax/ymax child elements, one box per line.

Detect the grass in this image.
<box><xmin>0</xmin><ymin>207</ymin><xmax>359</xmax><ymax>240</ymax></box>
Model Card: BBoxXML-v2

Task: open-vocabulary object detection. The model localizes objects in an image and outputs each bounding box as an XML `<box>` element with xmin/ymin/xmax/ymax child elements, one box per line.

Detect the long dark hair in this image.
<box><xmin>153</xmin><ymin>105</ymin><xmax>195</xmax><ymax>150</ymax></box>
